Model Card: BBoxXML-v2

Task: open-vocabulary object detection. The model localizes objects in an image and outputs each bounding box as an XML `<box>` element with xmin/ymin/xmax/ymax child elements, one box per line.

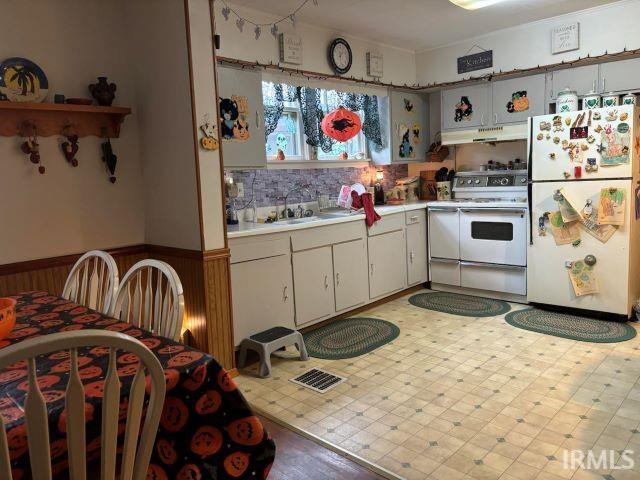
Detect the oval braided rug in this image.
<box><xmin>303</xmin><ymin>318</ymin><xmax>399</xmax><ymax>360</ymax></box>
<box><xmin>505</xmin><ymin>308</ymin><xmax>637</xmax><ymax>343</ymax></box>
<box><xmin>408</xmin><ymin>292</ymin><xmax>511</xmax><ymax>317</ymax></box>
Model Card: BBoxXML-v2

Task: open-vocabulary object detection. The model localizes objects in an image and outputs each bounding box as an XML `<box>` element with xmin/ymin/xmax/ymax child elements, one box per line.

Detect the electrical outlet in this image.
<box><xmin>236</xmin><ymin>182</ymin><xmax>244</xmax><ymax>198</ymax></box>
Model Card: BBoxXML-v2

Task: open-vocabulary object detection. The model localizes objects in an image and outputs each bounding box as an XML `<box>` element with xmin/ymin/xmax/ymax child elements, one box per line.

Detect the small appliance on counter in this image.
<box><xmin>373</xmin><ymin>169</ymin><xmax>385</xmax><ymax>205</ymax></box>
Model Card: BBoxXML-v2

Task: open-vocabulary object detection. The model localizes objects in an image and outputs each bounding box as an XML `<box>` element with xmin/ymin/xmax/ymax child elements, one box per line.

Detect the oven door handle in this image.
<box><xmin>460</xmin><ymin>208</ymin><xmax>526</xmax><ymax>217</ymax></box>
<box><xmin>460</xmin><ymin>261</ymin><xmax>526</xmax><ymax>271</ymax></box>
<box><xmin>430</xmin><ymin>258</ymin><xmax>460</xmax><ymax>264</ymax></box>
<box><xmin>428</xmin><ymin>207</ymin><xmax>459</xmax><ymax>212</ymax></box>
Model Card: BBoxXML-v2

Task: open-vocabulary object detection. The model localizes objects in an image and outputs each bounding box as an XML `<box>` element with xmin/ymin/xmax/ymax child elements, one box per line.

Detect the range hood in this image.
<box><xmin>441</xmin><ymin>123</ymin><xmax>528</xmax><ymax>145</ymax></box>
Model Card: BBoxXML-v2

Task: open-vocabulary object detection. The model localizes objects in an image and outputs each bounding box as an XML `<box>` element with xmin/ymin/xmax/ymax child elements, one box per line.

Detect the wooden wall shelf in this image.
<box><xmin>0</xmin><ymin>102</ymin><xmax>132</xmax><ymax>138</ymax></box>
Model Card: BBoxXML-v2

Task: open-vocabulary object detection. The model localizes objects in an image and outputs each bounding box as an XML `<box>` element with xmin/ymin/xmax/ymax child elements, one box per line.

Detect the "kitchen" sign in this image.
<box><xmin>457</xmin><ymin>50</ymin><xmax>493</xmax><ymax>74</ymax></box>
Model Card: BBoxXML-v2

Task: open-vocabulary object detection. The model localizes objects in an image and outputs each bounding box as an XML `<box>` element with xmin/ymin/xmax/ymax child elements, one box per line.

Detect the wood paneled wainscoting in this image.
<box><xmin>0</xmin><ymin>244</ymin><xmax>235</xmax><ymax>369</ymax></box>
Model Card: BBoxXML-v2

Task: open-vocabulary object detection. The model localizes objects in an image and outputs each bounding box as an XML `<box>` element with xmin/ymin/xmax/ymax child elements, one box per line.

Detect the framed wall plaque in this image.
<box><xmin>279</xmin><ymin>33</ymin><xmax>303</xmax><ymax>65</ymax></box>
<box><xmin>552</xmin><ymin>22</ymin><xmax>580</xmax><ymax>55</ymax></box>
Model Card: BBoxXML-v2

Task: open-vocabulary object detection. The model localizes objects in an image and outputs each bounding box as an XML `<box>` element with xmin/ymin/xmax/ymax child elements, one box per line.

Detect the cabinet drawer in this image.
<box><xmin>405</xmin><ymin>209</ymin><xmax>426</xmax><ymax>225</ymax></box>
<box><xmin>291</xmin><ymin>221</ymin><xmax>365</xmax><ymax>252</ymax></box>
<box><xmin>368</xmin><ymin>212</ymin><xmax>404</xmax><ymax>236</ymax></box>
<box><xmin>460</xmin><ymin>262</ymin><xmax>526</xmax><ymax>295</ymax></box>
<box><xmin>430</xmin><ymin>259</ymin><xmax>460</xmax><ymax>286</ymax></box>
<box><xmin>230</xmin><ymin>234</ymin><xmax>290</xmax><ymax>264</ymax></box>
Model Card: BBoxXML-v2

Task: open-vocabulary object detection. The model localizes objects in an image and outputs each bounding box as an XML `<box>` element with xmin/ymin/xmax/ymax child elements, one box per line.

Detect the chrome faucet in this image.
<box><xmin>281</xmin><ymin>184</ymin><xmax>314</xmax><ymax>219</ymax></box>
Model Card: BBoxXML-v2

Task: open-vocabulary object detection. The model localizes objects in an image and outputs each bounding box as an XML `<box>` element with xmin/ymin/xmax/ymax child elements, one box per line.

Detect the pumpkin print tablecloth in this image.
<box><xmin>0</xmin><ymin>292</ymin><xmax>275</xmax><ymax>480</ymax></box>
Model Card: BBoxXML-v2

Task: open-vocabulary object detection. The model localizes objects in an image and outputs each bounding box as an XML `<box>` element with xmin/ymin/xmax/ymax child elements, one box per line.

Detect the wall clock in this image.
<box><xmin>328</xmin><ymin>38</ymin><xmax>352</xmax><ymax>75</ymax></box>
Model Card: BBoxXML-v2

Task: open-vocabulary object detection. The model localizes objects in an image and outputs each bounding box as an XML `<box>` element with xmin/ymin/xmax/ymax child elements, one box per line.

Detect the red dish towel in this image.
<box><xmin>351</xmin><ymin>191</ymin><xmax>380</xmax><ymax>226</ymax></box>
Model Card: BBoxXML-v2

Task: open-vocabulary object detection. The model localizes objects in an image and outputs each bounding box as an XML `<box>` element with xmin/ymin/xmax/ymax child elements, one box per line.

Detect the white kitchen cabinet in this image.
<box><xmin>292</xmin><ymin>246</ymin><xmax>335</xmax><ymax>326</ymax></box>
<box><xmin>368</xmin><ymin>230</ymin><xmax>407</xmax><ymax>299</ymax></box>
<box><xmin>598</xmin><ymin>58</ymin><xmax>640</xmax><ymax>94</ymax></box>
<box><xmin>441</xmin><ymin>84</ymin><xmax>491</xmax><ymax>130</ymax></box>
<box><xmin>333</xmin><ymin>239</ymin><xmax>368</xmax><ymax>311</ymax></box>
<box><xmin>549</xmin><ymin>65</ymin><xmax>599</xmax><ymax>100</ymax></box>
<box><xmin>491</xmin><ymin>74</ymin><xmax>546</xmax><ymax>125</ymax></box>
<box><xmin>406</xmin><ymin>215</ymin><xmax>428</xmax><ymax>286</ymax></box>
<box><xmin>390</xmin><ymin>90</ymin><xmax>428</xmax><ymax>163</ymax></box>
<box><xmin>428</xmin><ymin>207</ymin><xmax>460</xmax><ymax>259</ymax></box>
<box><xmin>217</xmin><ymin>66</ymin><xmax>266</xmax><ymax>168</ymax></box>
<box><xmin>231</xmin><ymin>254</ymin><xmax>295</xmax><ymax>346</ymax></box>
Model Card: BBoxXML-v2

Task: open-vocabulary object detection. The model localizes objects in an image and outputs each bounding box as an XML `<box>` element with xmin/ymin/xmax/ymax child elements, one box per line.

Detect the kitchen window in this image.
<box><xmin>265</xmin><ymin>107</ymin><xmax>304</xmax><ymax>160</ymax></box>
<box><xmin>262</xmin><ymin>81</ymin><xmax>375</xmax><ymax>165</ymax></box>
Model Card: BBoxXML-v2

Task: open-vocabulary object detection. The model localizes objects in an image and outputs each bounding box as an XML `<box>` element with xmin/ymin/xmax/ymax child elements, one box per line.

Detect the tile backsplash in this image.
<box><xmin>227</xmin><ymin>164</ymin><xmax>408</xmax><ymax>208</ymax></box>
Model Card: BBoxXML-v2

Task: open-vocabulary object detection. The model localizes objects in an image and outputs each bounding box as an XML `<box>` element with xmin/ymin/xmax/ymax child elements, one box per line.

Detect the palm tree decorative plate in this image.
<box><xmin>0</xmin><ymin>57</ymin><xmax>48</xmax><ymax>102</ymax></box>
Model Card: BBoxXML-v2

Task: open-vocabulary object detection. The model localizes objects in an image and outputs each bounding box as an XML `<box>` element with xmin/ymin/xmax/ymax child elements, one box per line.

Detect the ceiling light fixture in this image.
<box><xmin>449</xmin><ymin>0</ymin><xmax>510</xmax><ymax>10</ymax></box>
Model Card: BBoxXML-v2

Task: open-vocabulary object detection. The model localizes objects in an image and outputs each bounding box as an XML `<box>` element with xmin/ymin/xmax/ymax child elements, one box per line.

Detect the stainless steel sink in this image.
<box><xmin>317</xmin><ymin>210</ymin><xmax>360</xmax><ymax>219</ymax></box>
<box><xmin>274</xmin><ymin>216</ymin><xmax>321</xmax><ymax>225</ymax></box>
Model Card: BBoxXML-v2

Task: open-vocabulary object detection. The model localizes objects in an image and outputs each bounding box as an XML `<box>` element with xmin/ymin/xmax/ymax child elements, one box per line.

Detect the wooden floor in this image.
<box><xmin>260</xmin><ymin>416</ymin><xmax>384</xmax><ymax>480</ymax></box>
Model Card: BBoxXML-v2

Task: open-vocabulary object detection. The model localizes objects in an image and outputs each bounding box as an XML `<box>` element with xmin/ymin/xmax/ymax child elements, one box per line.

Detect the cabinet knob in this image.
<box><xmin>493</xmin><ymin>113</ymin><xmax>498</xmax><ymax>124</ymax></box>
<box><xmin>370</xmin><ymin>263</ymin><xmax>374</xmax><ymax>275</ymax></box>
<box><xmin>324</xmin><ymin>275</ymin><xmax>329</xmax><ymax>289</ymax></box>
<box><xmin>410</xmin><ymin>251</ymin><xmax>415</xmax><ymax>263</ymax></box>
<box><xmin>336</xmin><ymin>272</ymin><xmax>340</xmax><ymax>285</ymax></box>
<box><xmin>283</xmin><ymin>285</ymin><xmax>288</xmax><ymax>302</ymax></box>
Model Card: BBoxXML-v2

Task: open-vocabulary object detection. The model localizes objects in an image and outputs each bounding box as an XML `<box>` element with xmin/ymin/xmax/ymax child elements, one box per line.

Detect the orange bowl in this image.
<box><xmin>0</xmin><ymin>298</ymin><xmax>16</xmax><ymax>340</ymax></box>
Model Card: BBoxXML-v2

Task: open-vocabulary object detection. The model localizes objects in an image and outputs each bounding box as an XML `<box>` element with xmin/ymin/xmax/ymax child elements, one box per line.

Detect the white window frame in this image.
<box><xmin>264</xmin><ymin>84</ymin><xmax>370</xmax><ymax>168</ymax></box>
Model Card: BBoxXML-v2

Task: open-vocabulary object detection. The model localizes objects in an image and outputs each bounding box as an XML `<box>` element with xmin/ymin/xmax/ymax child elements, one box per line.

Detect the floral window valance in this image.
<box><xmin>262</xmin><ymin>81</ymin><xmax>384</xmax><ymax>153</ymax></box>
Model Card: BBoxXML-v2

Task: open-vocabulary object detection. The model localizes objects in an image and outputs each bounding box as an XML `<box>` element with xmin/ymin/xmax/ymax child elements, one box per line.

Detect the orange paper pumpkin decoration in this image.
<box><xmin>321</xmin><ymin>106</ymin><xmax>362</xmax><ymax>142</ymax></box>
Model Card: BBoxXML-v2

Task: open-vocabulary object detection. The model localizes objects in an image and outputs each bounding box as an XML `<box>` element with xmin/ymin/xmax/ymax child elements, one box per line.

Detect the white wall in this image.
<box><xmin>124</xmin><ymin>0</ymin><xmax>203</xmax><ymax>251</ymax></box>
<box><xmin>416</xmin><ymin>0</ymin><xmax>640</xmax><ymax>85</ymax></box>
<box><xmin>216</xmin><ymin>2</ymin><xmax>417</xmax><ymax>87</ymax></box>
<box><xmin>0</xmin><ymin>0</ymin><xmax>144</xmax><ymax>264</ymax></box>
<box><xmin>188</xmin><ymin>0</ymin><xmax>226</xmax><ymax>251</ymax></box>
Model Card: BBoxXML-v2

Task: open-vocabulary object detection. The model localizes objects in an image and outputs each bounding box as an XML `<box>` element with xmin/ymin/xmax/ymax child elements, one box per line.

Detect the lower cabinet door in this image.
<box><xmin>333</xmin><ymin>239</ymin><xmax>368</xmax><ymax>312</ymax></box>
<box><xmin>231</xmin><ymin>254</ymin><xmax>295</xmax><ymax>346</ymax></box>
<box><xmin>292</xmin><ymin>246</ymin><xmax>335</xmax><ymax>326</ymax></box>
<box><xmin>368</xmin><ymin>230</ymin><xmax>407</xmax><ymax>299</ymax></box>
<box><xmin>406</xmin><ymin>221</ymin><xmax>428</xmax><ymax>285</ymax></box>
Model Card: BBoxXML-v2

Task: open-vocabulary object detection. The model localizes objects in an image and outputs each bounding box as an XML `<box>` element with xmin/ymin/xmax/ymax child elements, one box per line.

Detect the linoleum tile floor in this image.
<box><xmin>236</xmin><ymin>289</ymin><xmax>640</xmax><ymax>480</ymax></box>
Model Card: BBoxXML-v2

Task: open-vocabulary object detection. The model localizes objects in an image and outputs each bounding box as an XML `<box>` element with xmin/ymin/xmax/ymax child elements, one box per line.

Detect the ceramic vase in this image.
<box><xmin>89</xmin><ymin>76</ymin><xmax>116</xmax><ymax>106</ymax></box>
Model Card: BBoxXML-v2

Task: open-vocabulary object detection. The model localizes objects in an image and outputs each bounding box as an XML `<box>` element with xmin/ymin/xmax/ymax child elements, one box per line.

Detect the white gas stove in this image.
<box><xmin>427</xmin><ymin>170</ymin><xmax>529</xmax><ymax>301</ymax></box>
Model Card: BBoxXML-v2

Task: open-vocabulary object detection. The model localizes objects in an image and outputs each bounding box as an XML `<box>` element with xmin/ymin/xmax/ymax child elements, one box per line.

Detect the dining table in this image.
<box><xmin>0</xmin><ymin>291</ymin><xmax>276</xmax><ymax>480</ymax></box>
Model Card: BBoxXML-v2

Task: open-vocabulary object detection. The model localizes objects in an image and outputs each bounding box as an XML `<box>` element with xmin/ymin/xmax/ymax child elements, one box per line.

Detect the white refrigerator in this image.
<box><xmin>527</xmin><ymin>105</ymin><xmax>640</xmax><ymax>316</ymax></box>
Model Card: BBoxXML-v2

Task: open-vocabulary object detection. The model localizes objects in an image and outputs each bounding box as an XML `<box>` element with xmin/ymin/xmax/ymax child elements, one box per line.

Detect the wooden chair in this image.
<box><xmin>111</xmin><ymin>260</ymin><xmax>184</xmax><ymax>341</ymax></box>
<box><xmin>0</xmin><ymin>329</ymin><xmax>166</xmax><ymax>480</ymax></box>
<box><xmin>62</xmin><ymin>250</ymin><xmax>119</xmax><ymax>315</ymax></box>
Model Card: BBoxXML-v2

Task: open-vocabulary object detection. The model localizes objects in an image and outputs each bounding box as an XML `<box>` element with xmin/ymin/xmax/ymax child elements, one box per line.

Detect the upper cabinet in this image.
<box><xmin>217</xmin><ymin>66</ymin><xmax>266</xmax><ymax>168</ymax></box>
<box><xmin>441</xmin><ymin>84</ymin><xmax>490</xmax><ymax>130</ymax></box>
<box><xmin>599</xmin><ymin>58</ymin><xmax>640</xmax><ymax>94</ymax></box>
<box><xmin>492</xmin><ymin>74</ymin><xmax>545</xmax><ymax>125</ymax></box>
<box><xmin>389</xmin><ymin>91</ymin><xmax>428</xmax><ymax>163</ymax></box>
<box><xmin>548</xmin><ymin>65</ymin><xmax>599</xmax><ymax>100</ymax></box>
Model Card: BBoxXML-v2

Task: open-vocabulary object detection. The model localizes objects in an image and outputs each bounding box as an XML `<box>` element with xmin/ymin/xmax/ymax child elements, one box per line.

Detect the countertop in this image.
<box><xmin>227</xmin><ymin>201</ymin><xmax>430</xmax><ymax>239</ymax></box>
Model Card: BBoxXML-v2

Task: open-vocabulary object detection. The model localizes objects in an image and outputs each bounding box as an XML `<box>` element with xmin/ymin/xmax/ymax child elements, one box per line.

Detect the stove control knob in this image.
<box><xmin>474</xmin><ymin>179</ymin><xmax>480</xmax><ymax>184</ymax></box>
<box><xmin>467</xmin><ymin>179</ymin><xmax>472</xmax><ymax>184</ymax></box>
<box><xmin>500</xmin><ymin>178</ymin><xmax>509</xmax><ymax>185</ymax></box>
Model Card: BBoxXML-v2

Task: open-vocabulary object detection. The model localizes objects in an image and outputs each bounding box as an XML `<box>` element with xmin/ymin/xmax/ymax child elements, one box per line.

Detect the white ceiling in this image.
<box><xmin>230</xmin><ymin>0</ymin><xmax>619</xmax><ymax>51</ymax></box>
